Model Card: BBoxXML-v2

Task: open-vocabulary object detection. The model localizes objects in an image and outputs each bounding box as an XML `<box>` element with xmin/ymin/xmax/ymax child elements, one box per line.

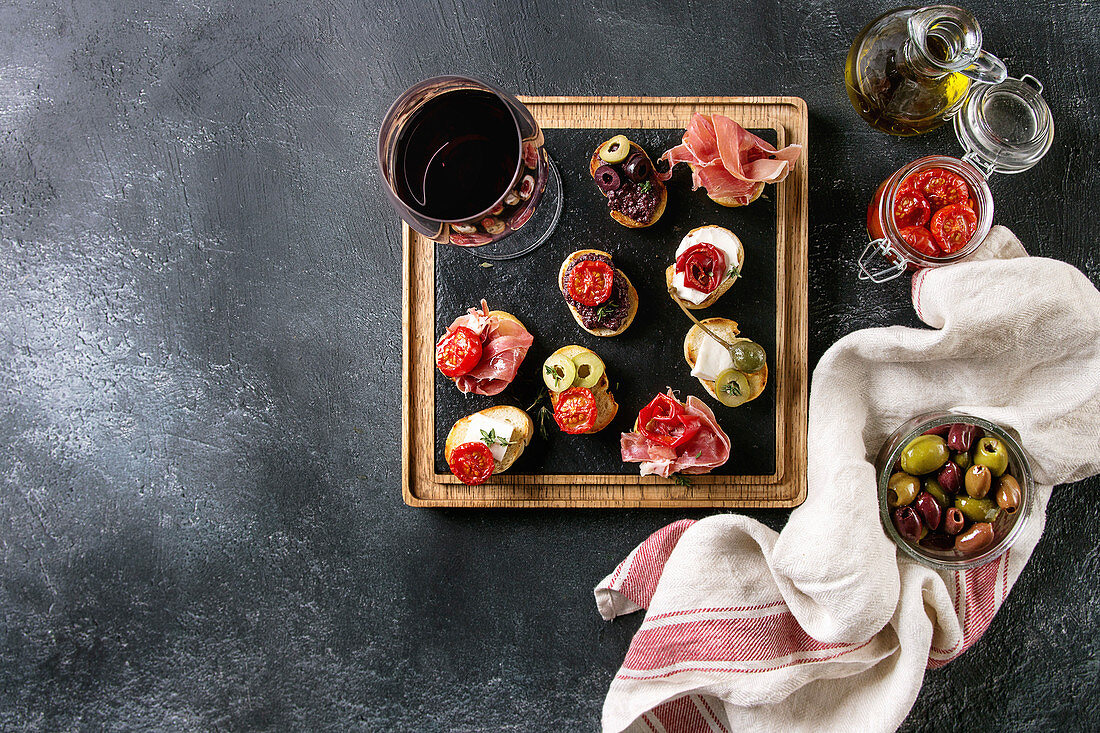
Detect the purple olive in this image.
<box><xmin>594</xmin><ymin>165</ymin><xmax>622</xmax><ymax>192</ymax></box>
<box><xmin>920</xmin><ymin>531</ymin><xmax>955</xmax><ymax>551</ymax></box>
<box><xmin>623</xmin><ymin>153</ymin><xmax>651</xmax><ymax>182</ymax></box>
<box><xmin>947</xmin><ymin>423</ymin><xmax>983</xmax><ymax>452</ymax></box>
<box><xmin>923</xmin><ymin>424</ymin><xmax>951</xmax><ymax>437</ymax></box>
<box><xmin>893</xmin><ymin>506</ymin><xmax>924</xmax><ymax>542</ymax></box>
<box><xmin>937</xmin><ymin>461</ymin><xmax>962</xmax><ymax>494</ymax></box>
<box><xmin>913</xmin><ymin>491</ymin><xmax>943</xmax><ymax>531</ymax></box>
<box><xmin>944</xmin><ymin>507</ymin><xmax>965</xmax><ymax>535</ymax></box>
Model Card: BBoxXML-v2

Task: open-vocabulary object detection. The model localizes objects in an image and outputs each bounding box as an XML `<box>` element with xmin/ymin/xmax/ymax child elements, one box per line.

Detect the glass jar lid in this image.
<box><xmin>953</xmin><ymin>74</ymin><xmax>1054</xmax><ymax>175</ymax></box>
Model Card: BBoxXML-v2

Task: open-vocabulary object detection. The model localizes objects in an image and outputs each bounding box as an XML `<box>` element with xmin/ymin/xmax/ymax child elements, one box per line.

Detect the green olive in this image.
<box><xmin>955</xmin><ymin>495</ymin><xmax>1000</xmax><ymax>523</ymax></box>
<box><xmin>952</xmin><ymin>451</ymin><xmax>971</xmax><ymax>471</ymax></box>
<box><xmin>598</xmin><ymin>135</ymin><xmax>630</xmax><ymax>164</ymax></box>
<box><xmin>923</xmin><ymin>477</ymin><xmax>949</xmax><ymax>507</ymax></box>
<box><xmin>542</xmin><ymin>354</ymin><xmax>576</xmax><ymax>392</ymax></box>
<box><xmin>731</xmin><ymin>341</ymin><xmax>766</xmax><ymax>373</ymax></box>
<box><xmin>972</xmin><ymin>437</ymin><xmax>1009</xmax><ymax>477</ymax></box>
<box><xmin>899</xmin><ymin>435</ymin><xmax>950</xmax><ymax>476</ymax></box>
<box><xmin>715</xmin><ymin>368</ymin><xmax>750</xmax><ymax>408</ymax></box>
<box><xmin>887</xmin><ymin>472</ymin><xmax>920</xmax><ymax>507</ymax></box>
<box><xmin>571</xmin><ymin>351</ymin><xmax>605</xmax><ymax>389</ymax></box>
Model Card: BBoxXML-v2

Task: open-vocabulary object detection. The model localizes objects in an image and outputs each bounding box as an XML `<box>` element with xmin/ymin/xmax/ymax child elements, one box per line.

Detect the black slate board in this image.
<box><xmin>433</xmin><ymin>127</ymin><xmax>778</xmax><ymax>476</ymax></box>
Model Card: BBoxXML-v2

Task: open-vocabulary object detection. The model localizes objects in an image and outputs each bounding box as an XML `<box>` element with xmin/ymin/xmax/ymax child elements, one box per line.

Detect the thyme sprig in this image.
<box><xmin>480</xmin><ymin>428</ymin><xmax>515</xmax><ymax>447</ymax></box>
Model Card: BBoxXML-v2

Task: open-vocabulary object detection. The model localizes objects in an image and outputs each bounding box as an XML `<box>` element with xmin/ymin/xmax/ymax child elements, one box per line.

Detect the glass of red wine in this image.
<box><xmin>378</xmin><ymin>76</ymin><xmax>562</xmax><ymax>260</ymax></box>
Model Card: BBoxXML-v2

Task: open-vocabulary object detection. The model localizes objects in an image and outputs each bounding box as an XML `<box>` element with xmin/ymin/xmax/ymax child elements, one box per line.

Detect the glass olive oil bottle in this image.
<box><xmin>845</xmin><ymin>6</ymin><xmax>1006</xmax><ymax>136</ymax></box>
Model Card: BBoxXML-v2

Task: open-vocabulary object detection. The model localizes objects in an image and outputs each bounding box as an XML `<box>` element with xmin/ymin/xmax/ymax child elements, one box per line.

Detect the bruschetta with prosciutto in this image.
<box><xmin>435</xmin><ymin>300</ymin><xmax>533</xmax><ymax>396</ymax></box>
<box><xmin>620</xmin><ymin>390</ymin><xmax>731</xmax><ymax>478</ymax></box>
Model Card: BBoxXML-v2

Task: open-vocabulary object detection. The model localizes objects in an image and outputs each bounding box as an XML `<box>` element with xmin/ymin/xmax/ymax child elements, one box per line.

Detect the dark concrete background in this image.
<box><xmin>0</xmin><ymin>1</ymin><xmax>1096</xmax><ymax>730</ymax></box>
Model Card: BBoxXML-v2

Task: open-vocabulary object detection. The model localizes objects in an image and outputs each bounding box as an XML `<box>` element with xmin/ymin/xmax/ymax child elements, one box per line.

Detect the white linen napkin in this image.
<box><xmin>594</xmin><ymin>226</ymin><xmax>1100</xmax><ymax>733</ymax></box>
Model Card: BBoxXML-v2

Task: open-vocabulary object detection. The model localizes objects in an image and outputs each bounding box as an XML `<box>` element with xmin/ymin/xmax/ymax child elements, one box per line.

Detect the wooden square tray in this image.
<box><xmin>401</xmin><ymin>96</ymin><xmax>808</xmax><ymax>508</ymax></box>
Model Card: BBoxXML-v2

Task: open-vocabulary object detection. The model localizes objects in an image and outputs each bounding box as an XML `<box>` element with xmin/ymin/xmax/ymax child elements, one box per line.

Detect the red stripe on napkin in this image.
<box><xmin>927</xmin><ymin>551</ymin><xmax>1006</xmax><ymax>669</ymax></box>
<box><xmin>617</xmin><ymin>639</ymin><xmax>877</xmax><ymax>680</ymax></box>
<box><xmin>651</xmin><ymin>695</ymin><xmax>713</xmax><ymax>733</ymax></box>
<box><xmin>606</xmin><ymin>519</ymin><xmax>696</xmax><ymax>610</ymax></box>
<box><xmin>624</xmin><ymin>612</ymin><xmax>856</xmax><ymax>672</ymax></box>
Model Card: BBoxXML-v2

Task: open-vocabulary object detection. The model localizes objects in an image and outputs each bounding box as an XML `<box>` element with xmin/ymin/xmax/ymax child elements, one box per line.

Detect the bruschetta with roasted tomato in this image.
<box><xmin>620</xmin><ymin>390</ymin><xmax>731</xmax><ymax>477</ymax></box>
<box><xmin>445</xmin><ymin>406</ymin><xmax>534</xmax><ymax>485</ymax></box>
<box><xmin>435</xmin><ymin>300</ymin><xmax>533</xmax><ymax>396</ymax></box>
<box><xmin>590</xmin><ymin>135</ymin><xmax>667</xmax><ymax>228</ymax></box>
<box><xmin>558</xmin><ymin>249</ymin><xmax>638</xmax><ymax>336</ymax></box>
<box><xmin>666</xmin><ymin>225</ymin><xmax>743</xmax><ymax>309</ymax></box>
<box><xmin>683</xmin><ymin>318</ymin><xmax>768</xmax><ymax>407</ymax></box>
<box><xmin>542</xmin><ymin>345</ymin><xmax>617</xmax><ymax>434</ymax></box>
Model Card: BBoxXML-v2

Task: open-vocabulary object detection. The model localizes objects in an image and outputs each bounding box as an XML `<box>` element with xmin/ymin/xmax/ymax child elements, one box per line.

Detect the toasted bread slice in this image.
<box><xmin>666</xmin><ymin>226</ymin><xmax>744</xmax><ymax>310</ymax></box>
<box><xmin>589</xmin><ymin>139</ymin><xmax>667</xmax><ymax>228</ymax></box>
<box><xmin>558</xmin><ymin>250</ymin><xmax>638</xmax><ymax>337</ymax></box>
<box><xmin>708</xmin><ymin>181</ymin><xmax>765</xmax><ymax>208</ymax></box>
<box><xmin>547</xmin><ymin>345</ymin><xmax>618</xmax><ymax>434</ymax></box>
<box><xmin>683</xmin><ymin>318</ymin><xmax>768</xmax><ymax>404</ymax></box>
<box><xmin>444</xmin><ymin>405</ymin><xmax>534</xmax><ymax>476</ymax></box>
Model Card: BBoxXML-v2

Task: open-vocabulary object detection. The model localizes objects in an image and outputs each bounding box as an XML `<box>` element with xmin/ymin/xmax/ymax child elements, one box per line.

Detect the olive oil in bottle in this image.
<box><xmin>845</xmin><ymin>6</ymin><xmax>1006</xmax><ymax>136</ymax></box>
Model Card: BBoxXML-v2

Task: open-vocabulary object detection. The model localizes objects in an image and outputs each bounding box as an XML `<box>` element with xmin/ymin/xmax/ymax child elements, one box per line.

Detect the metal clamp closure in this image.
<box><xmin>858</xmin><ymin>238</ymin><xmax>907</xmax><ymax>283</ymax></box>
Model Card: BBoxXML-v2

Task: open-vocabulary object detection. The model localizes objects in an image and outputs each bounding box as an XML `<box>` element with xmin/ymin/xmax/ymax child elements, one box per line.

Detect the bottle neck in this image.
<box><xmin>901</xmin><ymin>38</ymin><xmax>953</xmax><ymax>80</ymax></box>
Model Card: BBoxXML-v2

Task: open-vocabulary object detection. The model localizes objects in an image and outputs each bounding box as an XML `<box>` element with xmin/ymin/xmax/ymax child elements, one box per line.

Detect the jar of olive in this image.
<box><xmin>876</xmin><ymin>412</ymin><xmax>1033</xmax><ymax>570</ymax></box>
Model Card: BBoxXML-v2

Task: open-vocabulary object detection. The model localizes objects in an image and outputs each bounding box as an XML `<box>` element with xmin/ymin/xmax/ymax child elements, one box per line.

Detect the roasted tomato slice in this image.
<box><xmin>567</xmin><ymin>260</ymin><xmax>615</xmax><ymax>306</ymax></box>
<box><xmin>435</xmin><ymin>326</ymin><xmax>483</xmax><ymax>378</ymax></box>
<box><xmin>892</xmin><ymin>188</ymin><xmax>932</xmax><ymax>228</ymax></box>
<box><xmin>930</xmin><ymin>204</ymin><xmax>978</xmax><ymax>253</ymax></box>
<box><xmin>448</xmin><ymin>441</ymin><xmax>495</xmax><ymax>485</ymax></box>
<box><xmin>675</xmin><ymin>243</ymin><xmax>727</xmax><ymax>294</ymax></box>
<box><xmin>899</xmin><ymin>226</ymin><xmax>941</xmax><ymax>257</ymax></box>
<box><xmin>905</xmin><ymin>168</ymin><xmax>970</xmax><ymax>209</ymax></box>
<box><xmin>636</xmin><ymin>393</ymin><xmax>701</xmax><ymax>449</ymax></box>
<box><xmin>554</xmin><ymin>387</ymin><xmax>597</xmax><ymax>434</ymax></box>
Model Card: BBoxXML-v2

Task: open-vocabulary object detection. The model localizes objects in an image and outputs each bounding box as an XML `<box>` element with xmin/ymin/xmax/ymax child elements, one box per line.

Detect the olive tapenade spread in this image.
<box><xmin>563</xmin><ymin>253</ymin><xmax>629</xmax><ymax>331</ymax></box>
<box><xmin>606</xmin><ymin>181</ymin><xmax>660</xmax><ymax>222</ymax></box>
<box><xmin>593</xmin><ymin>144</ymin><xmax>661</xmax><ymax>223</ymax></box>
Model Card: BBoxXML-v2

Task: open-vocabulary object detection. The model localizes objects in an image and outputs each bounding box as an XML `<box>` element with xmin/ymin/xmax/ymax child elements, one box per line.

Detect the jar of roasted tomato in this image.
<box><xmin>858</xmin><ymin>75</ymin><xmax>1054</xmax><ymax>282</ymax></box>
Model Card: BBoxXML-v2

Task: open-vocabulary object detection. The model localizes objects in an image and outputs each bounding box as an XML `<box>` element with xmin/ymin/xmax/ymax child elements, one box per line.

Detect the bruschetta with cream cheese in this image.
<box><xmin>666</xmin><ymin>225</ymin><xmax>743</xmax><ymax>310</ymax></box>
<box><xmin>445</xmin><ymin>406</ymin><xmax>534</xmax><ymax>485</ymax></box>
<box><xmin>683</xmin><ymin>318</ymin><xmax>768</xmax><ymax>407</ymax></box>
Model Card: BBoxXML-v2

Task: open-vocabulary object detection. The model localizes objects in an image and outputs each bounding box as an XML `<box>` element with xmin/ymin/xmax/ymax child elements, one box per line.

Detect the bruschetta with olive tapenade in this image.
<box><xmin>558</xmin><ymin>249</ymin><xmax>638</xmax><ymax>337</ymax></box>
<box><xmin>590</xmin><ymin>135</ymin><xmax>667</xmax><ymax>228</ymax></box>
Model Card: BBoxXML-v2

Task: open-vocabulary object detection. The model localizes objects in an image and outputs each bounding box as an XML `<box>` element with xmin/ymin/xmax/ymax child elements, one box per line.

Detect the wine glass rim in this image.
<box><xmin>377</xmin><ymin>75</ymin><xmax>526</xmax><ymax>224</ymax></box>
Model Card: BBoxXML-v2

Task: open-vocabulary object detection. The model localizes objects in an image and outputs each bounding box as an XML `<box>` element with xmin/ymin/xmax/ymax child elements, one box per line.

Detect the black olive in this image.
<box><xmin>594</xmin><ymin>165</ymin><xmax>622</xmax><ymax>192</ymax></box>
<box><xmin>623</xmin><ymin>153</ymin><xmax>650</xmax><ymax>182</ymax></box>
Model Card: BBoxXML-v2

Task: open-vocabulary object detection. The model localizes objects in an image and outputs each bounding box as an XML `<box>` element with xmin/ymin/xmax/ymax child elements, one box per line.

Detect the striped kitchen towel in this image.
<box><xmin>595</xmin><ymin>227</ymin><xmax>1100</xmax><ymax>732</ymax></box>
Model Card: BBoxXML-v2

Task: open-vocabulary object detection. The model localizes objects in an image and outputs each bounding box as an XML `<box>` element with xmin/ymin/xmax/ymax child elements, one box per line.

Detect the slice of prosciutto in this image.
<box><xmin>621</xmin><ymin>391</ymin><xmax>731</xmax><ymax>477</ymax></box>
<box><xmin>446</xmin><ymin>300</ymin><xmax>533</xmax><ymax>396</ymax></box>
<box><xmin>659</xmin><ymin>113</ymin><xmax>802</xmax><ymax>207</ymax></box>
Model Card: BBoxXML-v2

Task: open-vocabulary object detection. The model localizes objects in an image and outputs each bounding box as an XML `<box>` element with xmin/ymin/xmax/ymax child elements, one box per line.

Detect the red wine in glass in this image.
<box><xmin>394</xmin><ymin>89</ymin><xmax>519</xmax><ymax>222</ymax></box>
<box><xmin>379</xmin><ymin>76</ymin><xmax>562</xmax><ymax>259</ymax></box>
